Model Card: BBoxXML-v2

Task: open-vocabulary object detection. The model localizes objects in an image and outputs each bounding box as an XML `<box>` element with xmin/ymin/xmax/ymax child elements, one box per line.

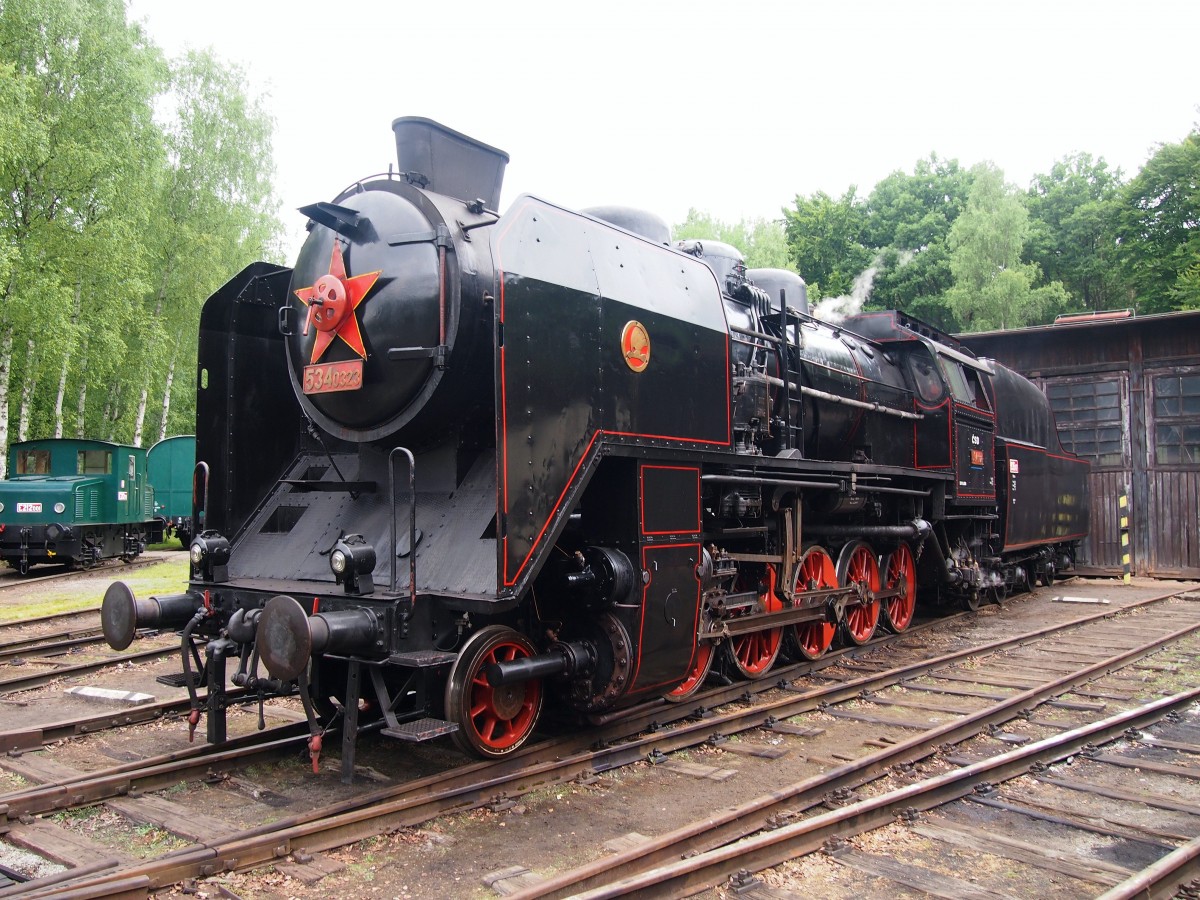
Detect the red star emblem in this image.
<box><xmin>293</xmin><ymin>243</ymin><xmax>381</xmax><ymax>364</ymax></box>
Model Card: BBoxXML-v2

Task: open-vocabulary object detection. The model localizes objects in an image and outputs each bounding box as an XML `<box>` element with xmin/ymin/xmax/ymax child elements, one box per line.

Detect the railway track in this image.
<box><xmin>0</xmin><ymin>585</ymin><xmax>1196</xmax><ymax>898</ymax></box>
<box><xmin>555</xmin><ymin>689</ymin><xmax>1200</xmax><ymax>899</ymax></box>
<box><xmin>0</xmin><ymin>626</ymin><xmax>106</xmax><ymax>664</ymax></box>
<box><xmin>0</xmin><ymin>642</ymin><xmax>177</xmax><ymax>696</ymax></box>
<box><xmin>507</xmin><ymin>594</ymin><xmax>1200</xmax><ymax>897</ymax></box>
<box><xmin>0</xmin><ymin>553</ymin><xmax>170</xmax><ymax>600</ymax></box>
<box><xmin>0</xmin><ymin>588</ymin><xmax>974</xmax><ymax>748</ymax></box>
<box><xmin>0</xmin><ymin>692</ymin><xmax>256</xmax><ymax>754</ymax></box>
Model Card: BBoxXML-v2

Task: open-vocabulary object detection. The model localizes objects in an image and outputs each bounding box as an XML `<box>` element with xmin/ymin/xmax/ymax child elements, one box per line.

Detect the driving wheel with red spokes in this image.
<box><xmin>664</xmin><ymin>641</ymin><xmax>715</xmax><ymax>702</ymax></box>
<box><xmin>791</xmin><ymin>545</ymin><xmax>838</xmax><ymax>660</ymax></box>
<box><xmin>445</xmin><ymin>626</ymin><xmax>544</xmax><ymax>758</ymax></box>
<box><xmin>837</xmin><ymin>540</ymin><xmax>881</xmax><ymax>646</ymax></box>
<box><xmin>880</xmin><ymin>542</ymin><xmax>917</xmax><ymax>633</ymax></box>
<box><xmin>724</xmin><ymin>566</ymin><xmax>783</xmax><ymax>679</ymax></box>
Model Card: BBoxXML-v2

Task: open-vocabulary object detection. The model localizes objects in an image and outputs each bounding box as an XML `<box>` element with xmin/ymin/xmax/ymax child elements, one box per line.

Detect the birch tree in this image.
<box><xmin>943</xmin><ymin>163</ymin><xmax>1068</xmax><ymax>332</ymax></box>
<box><xmin>0</xmin><ymin>0</ymin><xmax>162</xmax><ymax>473</ymax></box>
<box><xmin>132</xmin><ymin>49</ymin><xmax>281</xmax><ymax>446</ymax></box>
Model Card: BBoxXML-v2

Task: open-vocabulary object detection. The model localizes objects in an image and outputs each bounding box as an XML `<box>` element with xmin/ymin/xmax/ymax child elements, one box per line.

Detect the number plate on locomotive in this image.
<box><xmin>302</xmin><ymin>360</ymin><xmax>364</xmax><ymax>394</ymax></box>
<box><xmin>17</xmin><ymin>502</ymin><xmax>42</xmax><ymax>513</ymax></box>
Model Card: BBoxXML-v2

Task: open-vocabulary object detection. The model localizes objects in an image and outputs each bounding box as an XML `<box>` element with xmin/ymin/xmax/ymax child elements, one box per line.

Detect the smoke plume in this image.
<box><xmin>810</xmin><ymin>250</ymin><xmax>914</xmax><ymax>324</ymax></box>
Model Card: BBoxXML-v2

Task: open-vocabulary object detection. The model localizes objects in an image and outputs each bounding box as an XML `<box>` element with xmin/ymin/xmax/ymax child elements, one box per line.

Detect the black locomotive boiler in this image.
<box><xmin>102</xmin><ymin>118</ymin><xmax>1089</xmax><ymax>773</ymax></box>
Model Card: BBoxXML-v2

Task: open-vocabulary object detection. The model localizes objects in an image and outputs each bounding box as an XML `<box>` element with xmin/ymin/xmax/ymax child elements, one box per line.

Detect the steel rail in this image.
<box><xmin>0</xmin><ymin>607</ymin><xmax>99</xmax><ymax>630</ymax></box>
<box><xmin>569</xmin><ymin>686</ymin><xmax>1200</xmax><ymax>899</ymax></box>
<box><xmin>0</xmin><ymin>644</ymin><xmax>176</xmax><ymax>695</ymax></box>
<box><xmin>0</xmin><ymin>723</ymin><xmax>311</xmax><ymax>825</ymax></box>
<box><xmin>509</xmin><ymin>613</ymin><xmax>1200</xmax><ymax>898</ymax></box>
<box><xmin>1096</xmin><ymin>833</ymin><xmax>1200</xmax><ymax>900</ymax></box>
<box><xmin>0</xmin><ymin>554</ymin><xmax>163</xmax><ymax>599</ymax></box>
<box><xmin>0</xmin><ymin>689</ymin><xmax>256</xmax><ymax>753</ymax></box>
<box><xmin>0</xmin><ymin>629</ymin><xmax>107</xmax><ymax>662</ymax></box>
<box><xmin>589</xmin><ymin>586</ymin><xmax>1196</xmax><ymax>741</ymax></box>
<box><xmin>10</xmin><ymin>589</ymin><xmax>1196</xmax><ymax>899</ymax></box>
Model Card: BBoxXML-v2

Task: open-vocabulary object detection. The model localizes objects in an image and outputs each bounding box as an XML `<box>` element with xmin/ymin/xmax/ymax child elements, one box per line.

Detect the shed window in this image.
<box><xmin>1045</xmin><ymin>377</ymin><xmax>1126</xmax><ymax>468</ymax></box>
<box><xmin>16</xmin><ymin>450</ymin><xmax>51</xmax><ymax>474</ymax></box>
<box><xmin>1153</xmin><ymin>372</ymin><xmax>1200</xmax><ymax>465</ymax></box>
<box><xmin>77</xmin><ymin>450</ymin><xmax>112</xmax><ymax>475</ymax></box>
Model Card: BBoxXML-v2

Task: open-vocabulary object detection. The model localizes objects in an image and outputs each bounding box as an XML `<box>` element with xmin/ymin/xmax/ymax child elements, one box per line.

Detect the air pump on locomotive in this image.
<box><xmin>102</xmin><ymin>118</ymin><xmax>1089</xmax><ymax>774</ymax></box>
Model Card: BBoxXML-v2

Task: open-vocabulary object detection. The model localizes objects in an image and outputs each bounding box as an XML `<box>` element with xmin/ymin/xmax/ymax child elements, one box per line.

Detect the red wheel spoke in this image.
<box><xmin>478</xmin><ymin>714</ymin><xmax>499</xmax><ymax>741</ymax></box>
<box><xmin>447</xmin><ymin>627</ymin><xmax>544</xmax><ymax>757</ymax></box>
<box><xmin>726</xmin><ymin>567</ymin><xmax>783</xmax><ymax>679</ymax></box>
<box><xmin>837</xmin><ymin>542</ymin><xmax>880</xmax><ymax>646</ymax></box>
<box><xmin>881</xmin><ymin>543</ymin><xmax>917</xmax><ymax>633</ymax></box>
<box><xmin>792</xmin><ymin>547</ymin><xmax>837</xmax><ymax>660</ymax></box>
<box><xmin>666</xmin><ymin>643</ymin><xmax>713</xmax><ymax>702</ymax></box>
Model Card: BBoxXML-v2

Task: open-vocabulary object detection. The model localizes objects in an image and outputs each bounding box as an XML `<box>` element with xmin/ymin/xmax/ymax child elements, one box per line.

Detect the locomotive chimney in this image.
<box><xmin>392</xmin><ymin>116</ymin><xmax>509</xmax><ymax>211</ymax></box>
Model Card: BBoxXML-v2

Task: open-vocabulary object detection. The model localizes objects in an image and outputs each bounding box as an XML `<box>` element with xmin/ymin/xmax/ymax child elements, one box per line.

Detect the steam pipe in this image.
<box><xmin>803</xmin><ymin>518</ymin><xmax>933</xmax><ymax>541</ymax></box>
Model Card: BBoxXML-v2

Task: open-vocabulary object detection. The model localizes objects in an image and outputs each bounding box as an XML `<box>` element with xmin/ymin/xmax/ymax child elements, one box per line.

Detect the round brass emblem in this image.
<box><xmin>621</xmin><ymin>320</ymin><xmax>650</xmax><ymax>373</ymax></box>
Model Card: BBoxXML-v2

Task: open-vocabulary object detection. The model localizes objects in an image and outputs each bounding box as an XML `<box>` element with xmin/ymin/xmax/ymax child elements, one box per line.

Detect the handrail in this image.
<box><xmin>388</xmin><ymin>447</ymin><xmax>417</xmax><ymax>604</ymax></box>
<box><xmin>192</xmin><ymin>461</ymin><xmax>210</xmax><ymax>533</ymax></box>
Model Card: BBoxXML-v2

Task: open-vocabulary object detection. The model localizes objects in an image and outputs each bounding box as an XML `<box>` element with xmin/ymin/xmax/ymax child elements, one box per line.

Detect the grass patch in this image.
<box><xmin>52</xmin><ymin>806</ymin><xmax>189</xmax><ymax>858</ymax></box>
<box><xmin>131</xmin><ymin>822</ymin><xmax>185</xmax><ymax>856</ymax></box>
<box><xmin>0</xmin><ymin>556</ymin><xmax>190</xmax><ymax>622</ymax></box>
<box><xmin>0</xmin><ymin>771</ymin><xmax>28</xmax><ymax>789</ymax></box>
<box><xmin>52</xmin><ymin>805</ymin><xmax>107</xmax><ymax>825</ymax></box>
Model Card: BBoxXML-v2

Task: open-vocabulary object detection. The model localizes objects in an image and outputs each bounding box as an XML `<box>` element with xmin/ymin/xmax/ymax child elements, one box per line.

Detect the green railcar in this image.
<box><xmin>148</xmin><ymin>435</ymin><xmax>196</xmax><ymax>547</ymax></box>
<box><xmin>0</xmin><ymin>439</ymin><xmax>163</xmax><ymax>573</ymax></box>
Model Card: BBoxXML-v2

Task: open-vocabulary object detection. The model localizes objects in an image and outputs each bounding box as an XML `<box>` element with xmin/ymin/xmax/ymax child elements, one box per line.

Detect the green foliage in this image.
<box><xmin>782</xmin><ymin>187</ymin><xmax>871</xmax><ymax>298</ymax></box>
<box><xmin>673</xmin><ymin>209</ymin><xmax>793</xmax><ymax>270</ymax></box>
<box><xmin>1025</xmin><ymin>153</ymin><xmax>1124</xmax><ymax>312</ymax></box>
<box><xmin>860</xmin><ymin>155</ymin><xmax>974</xmax><ymax>324</ymax></box>
<box><xmin>780</xmin><ymin>128</ymin><xmax>1198</xmax><ymax>329</ymax></box>
<box><xmin>863</xmin><ymin>154</ymin><xmax>973</xmax><ymax>250</ymax></box>
<box><xmin>1175</xmin><ymin>260</ymin><xmax>1200</xmax><ymax>310</ymax></box>
<box><xmin>132</xmin><ymin>49</ymin><xmax>281</xmax><ymax>444</ymax></box>
<box><xmin>944</xmin><ymin>164</ymin><xmax>1068</xmax><ymax>331</ymax></box>
<box><xmin>1112</xmin><ymin>130</ymin><xmax>1200</xmax><ymax>313</ymax></box>
<box><xmin>0</xmin><ymin>0</ymin><xmax>282</xmax><ymax>469</ymax></box>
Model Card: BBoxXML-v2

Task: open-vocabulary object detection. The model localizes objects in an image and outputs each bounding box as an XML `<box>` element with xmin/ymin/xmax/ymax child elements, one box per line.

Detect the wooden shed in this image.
<box><xmin>960</xmin><ymin>310</ymin><xmax>1200</xmax><ymax>578</ymax></box>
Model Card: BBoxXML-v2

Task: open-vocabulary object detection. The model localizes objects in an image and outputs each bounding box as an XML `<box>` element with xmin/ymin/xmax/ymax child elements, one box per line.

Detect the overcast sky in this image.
<box><xmin>128</xmin><ymin>0</ymin><xmax>1198</xmax><ymax>252</ymax></box>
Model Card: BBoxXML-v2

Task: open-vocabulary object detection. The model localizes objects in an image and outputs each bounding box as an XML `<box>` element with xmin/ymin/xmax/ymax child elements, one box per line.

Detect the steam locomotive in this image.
<box><xmin>101</xmin><ymin>118</ymin><xmax>1088</xmax><ymax>774</ymax></box>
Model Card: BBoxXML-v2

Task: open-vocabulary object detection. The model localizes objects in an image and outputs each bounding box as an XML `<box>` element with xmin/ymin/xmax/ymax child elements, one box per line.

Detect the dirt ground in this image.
<box><xmin>2</xmin><ymin>573</ymin><xmax>1198</xmax><ymax>899</ymax></box>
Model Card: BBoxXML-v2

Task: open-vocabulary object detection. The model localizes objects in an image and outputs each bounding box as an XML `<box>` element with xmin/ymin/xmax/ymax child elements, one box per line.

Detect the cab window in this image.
<box><xmin>938</xmin><ymin>358</ymin><xmax>991</xmax><ymax>411</ymax></box>
<box><xmin>16</xmin><ymin>450</ymin><xmax>51</xmax><ymax>474</ymax></box>
<box><xmin>77</xmin><ymin>450</ymin><xmax>112</xmax><ymax>475</ymax></box>
<box><xmin>906</xmin><ymin>353</ymin><xmax>944</xmax><ymax>403</ymax></box>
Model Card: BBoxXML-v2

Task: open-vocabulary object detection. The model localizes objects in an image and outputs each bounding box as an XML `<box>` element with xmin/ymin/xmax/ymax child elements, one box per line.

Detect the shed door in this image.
<box><xmin>1043</xmin><ymin>374</ymin><xmax>1130</xmax><ymax>572</ymax></box>
<box><xmin>1146</xmin><ymin>367</ymin><xmax>1200</xmax><ymax>577</ymax></box>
